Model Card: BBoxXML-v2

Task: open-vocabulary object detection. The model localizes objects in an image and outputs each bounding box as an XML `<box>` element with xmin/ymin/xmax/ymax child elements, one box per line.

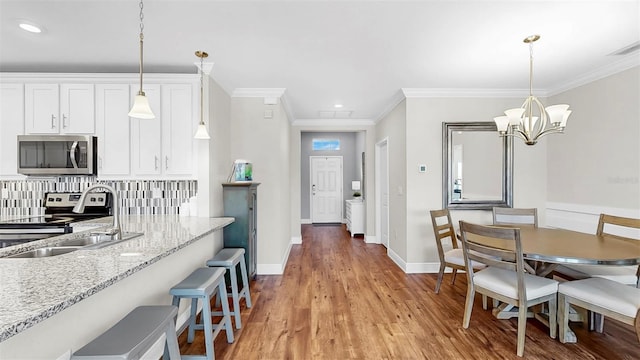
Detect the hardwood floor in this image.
<box><xmin>178</xmin><ymin>224</ymin><xmax>640</xmax><ymax>359</ymax></box>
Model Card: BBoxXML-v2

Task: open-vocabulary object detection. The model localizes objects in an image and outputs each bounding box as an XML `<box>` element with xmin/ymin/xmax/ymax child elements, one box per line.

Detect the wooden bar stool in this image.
<box><xmin>71</xmin><ymin>305</ymin><xmax>181</xmax><ymax>360</ymax></box>
<box><xmin>206</xmin><ymin>248</ymin><xmax>253</xmax><ymax>329</ymax></box>
<box><xmin>168</xmin><ymin>267</ymin><xmax>234</xmax><ymax>360</ymax></box>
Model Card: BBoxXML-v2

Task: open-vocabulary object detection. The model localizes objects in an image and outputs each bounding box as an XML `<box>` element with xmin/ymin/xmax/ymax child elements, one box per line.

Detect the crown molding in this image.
<box><xmin>193</xmin><ymin>61</ymin><xmax>214</xmax><ymax>75</ymax></box>
<box><xmin>232</xmin><ymin>88</ymin><xmax>286</xmax><ymax>98</ymax></box>
<box><xmin>374</xmin><ymin>89</ymin><xmax>407</xmax><ymax>124</ymax></box>
<box><xmin>546</xmin><ymin>55</ymin><xmax>640</xmax><ymax>96</ymax></box>
<box><xmin>401</xmin><ymin>88</ymin><xmax>531</xmax><ymax>98</ymax></box>
<box><xmin>231</xmin><ymin>88</ymin><xmax>295</xmax><ymax>123</ymax></box>
<box><xmin>292</xmin><ymin>118</ymin><xmax>375</xmax><ymax>127</ymax></box>
<box><xmin>0</xmin><ymin>72</ymin><xmax>199</xmax><ymax>83</ymax></box>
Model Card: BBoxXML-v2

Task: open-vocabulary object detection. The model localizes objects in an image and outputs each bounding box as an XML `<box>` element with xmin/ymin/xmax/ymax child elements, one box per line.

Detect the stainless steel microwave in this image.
<box><xmin>17</xmin><ymin>135</ymin><xmax>97</xmax><ymax>176</ymax></box>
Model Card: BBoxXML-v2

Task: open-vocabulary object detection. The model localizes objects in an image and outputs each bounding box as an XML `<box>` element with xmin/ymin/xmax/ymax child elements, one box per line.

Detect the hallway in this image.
<box><xmin>179</xmin><ymin>224</ymin><xmax>639</xmax><ymax>359</ymax></box>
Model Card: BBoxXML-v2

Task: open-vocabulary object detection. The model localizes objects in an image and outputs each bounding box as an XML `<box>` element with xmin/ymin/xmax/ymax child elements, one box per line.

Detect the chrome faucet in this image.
<box><xmin>73</xmin><ymin>184</ymin><xmax>121</xmax><ymax>240</ymax></box>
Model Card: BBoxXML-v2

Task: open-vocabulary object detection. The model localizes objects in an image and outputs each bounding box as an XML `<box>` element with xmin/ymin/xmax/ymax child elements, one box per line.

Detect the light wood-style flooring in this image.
<box><xmin>179</xmin><ymin>224</ymin><xmax>640</xmax><ymax>359</ymax></box>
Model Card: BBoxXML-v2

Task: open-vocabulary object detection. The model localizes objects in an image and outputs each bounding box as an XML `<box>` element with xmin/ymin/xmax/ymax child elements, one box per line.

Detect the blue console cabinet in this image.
<box><xmin>222</xmin><ymin>182</ymin><xmax>259</xmax><ymax>279</ymax></box>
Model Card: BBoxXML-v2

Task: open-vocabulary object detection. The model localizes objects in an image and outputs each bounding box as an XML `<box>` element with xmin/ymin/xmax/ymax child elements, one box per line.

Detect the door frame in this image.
<box><xmin>309</xmin><ymin>155</ymin><xmax>344</xmax><ymax>223</ymax></box>
<box><xmin>375</xmin><ymin>138</ymin><xmax>389</xmax><ymax>248</ymax></box>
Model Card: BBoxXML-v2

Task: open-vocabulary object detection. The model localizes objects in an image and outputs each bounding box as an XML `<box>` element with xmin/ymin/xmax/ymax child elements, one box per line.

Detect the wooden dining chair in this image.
<box><xmin>558</xmin><ymin>277</ymin><xmax>640</xmax><ymax>343</ymax></box>
<box><xmin>563</xmin><ymin>214</ymin><xmax>640</xmax><ymax>288</ymax></box>
<box><xmin>430</xmin><ymin>209</ymin><xmax>485</xmax><ymax>294</ymax></box>
<box><xmin>492</xmin><ymin>207</ymin><xmax>538</xmax><ymax>227</ymax></box>
<box><xmin>458</xmin><ymin>221</ymin><xmax>558</xmax><ymax>357</ymax></box>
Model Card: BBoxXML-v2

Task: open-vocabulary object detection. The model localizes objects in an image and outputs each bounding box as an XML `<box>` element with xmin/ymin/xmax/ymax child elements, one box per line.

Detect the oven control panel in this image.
<box><xmin>45</xmin><ymin>193</ymin><xmax>108</xmax><ymax>208</ymax></box>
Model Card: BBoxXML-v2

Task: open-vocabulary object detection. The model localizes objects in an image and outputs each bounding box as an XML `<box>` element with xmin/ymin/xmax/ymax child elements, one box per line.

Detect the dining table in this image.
<box><xmin>463</xmin><ymin>225</ymin><xmax>640</xmax><ymax>343</ymax></box>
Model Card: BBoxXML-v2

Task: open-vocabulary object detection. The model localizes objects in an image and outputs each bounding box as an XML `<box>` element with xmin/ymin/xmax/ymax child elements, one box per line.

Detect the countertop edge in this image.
<box><xmin>0</xmin><ymin>216</ymin><xmax>234</xmax><ymax>343</ymax></box>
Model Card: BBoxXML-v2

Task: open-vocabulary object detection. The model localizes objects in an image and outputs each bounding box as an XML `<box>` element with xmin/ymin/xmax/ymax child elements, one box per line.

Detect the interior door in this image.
<box><xmin>311</xmin><ymin>156</ymin><xmax>343</xmax><ymax>223</ymax></box>
<box><xmin>378</xmin><ymin>140</ymin><xmax>389</xmax><ymax>247</ymax></box>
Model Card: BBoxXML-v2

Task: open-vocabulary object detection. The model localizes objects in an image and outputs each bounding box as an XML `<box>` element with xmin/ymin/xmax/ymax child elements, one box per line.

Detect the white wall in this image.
<box><xmin>230</xmin><ymin>97</ymin><xmax>291</xmax><ymax>274</ymax></box>
<box><xmin>198</xmin><ymin>76</ymin><xmax>231</xmax><ymax>218</ymax></box>
<box><xmin>547</xmin><ymin>66</ymin><xmax>639</xmax><ymax>210</ymax></box>
<box><xmin>375</xmin><ymin>100</ymin><xmax>408</xmax><ymax>260</ymax></box>
<box><xmin>376</xmin><ymin>96</ymin><xmax>547</xmax><ymax>271</ymax></box>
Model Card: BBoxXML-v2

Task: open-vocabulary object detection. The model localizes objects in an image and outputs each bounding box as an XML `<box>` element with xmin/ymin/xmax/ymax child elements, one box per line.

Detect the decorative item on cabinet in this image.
<box><xmin>345</xmin><ymin>199</ymin><xmax>365</xmax><ymax>237</ymax></box>
<box><xmin>222</xmin><ymin>183</ymin><xmax>259</xmax><ymax>282</ymax></box>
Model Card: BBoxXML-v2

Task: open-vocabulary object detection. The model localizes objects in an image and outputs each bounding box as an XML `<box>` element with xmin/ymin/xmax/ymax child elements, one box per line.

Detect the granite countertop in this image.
<box><xmin>0</xmin><ymin>215</ymin><xmax>234</xmax><ymax>342</ymax></box>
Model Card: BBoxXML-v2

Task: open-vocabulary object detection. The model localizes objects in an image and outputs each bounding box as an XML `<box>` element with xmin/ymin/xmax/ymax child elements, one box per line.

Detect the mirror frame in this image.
<box><xmin>442</xmin><ymin>121</ymin><xmax>513</xmax><ymax>210</ymax></box>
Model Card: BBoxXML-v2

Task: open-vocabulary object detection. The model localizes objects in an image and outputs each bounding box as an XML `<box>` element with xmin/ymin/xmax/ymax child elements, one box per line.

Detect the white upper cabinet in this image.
<box><xmin>25</xmin><ymin>83</ymin><xmax>94</xmax><ymax>134</ymax></box>
<box><xmin>25</xmin><ymin>84</ymin><xmax>59</xmax><ymax>134</ymax></box>
<box><xmin>130</xmin><ymin>83</ymin><xmax>196</xmax><ymax>178</ymax></box>
<box><xmin>60</xmin><ymin>84</ymin><xmax>95</xmax><ymax>133</ymax></box>
<box><xmin>95</xmin><ymin>84</ymin><xmax>130</xmax><ymax>177</ymax></box>
<box><xmin>161</xmin><ymin>84</ymin><xmax>195</xmax><ymax>176</ymax></box>
<box><xmin>0</xmin><ymin>84</ymin><xmax>24</xmax><ymax>177</ymax></box>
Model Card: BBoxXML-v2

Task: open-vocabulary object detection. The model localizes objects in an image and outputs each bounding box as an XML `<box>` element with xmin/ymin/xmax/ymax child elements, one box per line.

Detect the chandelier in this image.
<box><xmin>128</xmin><ymin>0</ymin><xmax>155</xmax><ymax>119</ymax></box>
<box><xmin>493</xmin><ymin>35</ymin><xmax>571</xmax><ymax>145</ymax></box>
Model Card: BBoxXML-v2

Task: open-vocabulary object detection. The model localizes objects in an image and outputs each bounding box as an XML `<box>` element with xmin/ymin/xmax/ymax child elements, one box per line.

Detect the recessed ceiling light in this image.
<box><xmin>18</xmin><ymin>21</ymin><xmax>43</xmax><ymax>34</ymax></box>
<box><xmin>334</xmin><ymin>104</ymin><xmax>343</xmax><ymax>108</ymax></box>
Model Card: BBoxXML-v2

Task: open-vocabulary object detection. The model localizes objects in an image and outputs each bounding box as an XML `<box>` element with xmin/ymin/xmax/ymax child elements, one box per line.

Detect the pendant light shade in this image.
<box><xmin>128</xmin><ymin>0</ymin><xmax>155</xmax><ymax>119</ymax></box>
<box><xmin>129</xmin><ymin>93</ymin><xmax>155</xmax><ymax>119</ymax></box>
<box><xmin>194</xmin><ymin>123</ymin><xmax>210</xmax><ymax>139</ymax></box>
<box><xmin>194</xmin><ymin>50</ymin><xmax>210</xmax><ymax>140</ymax></box>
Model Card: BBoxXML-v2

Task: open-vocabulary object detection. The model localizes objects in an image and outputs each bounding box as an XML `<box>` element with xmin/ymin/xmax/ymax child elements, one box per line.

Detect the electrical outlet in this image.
<box><xmin>419</xmin><ymin>164</ymin><xmax>427</xmax><ymax>173</ymax></box>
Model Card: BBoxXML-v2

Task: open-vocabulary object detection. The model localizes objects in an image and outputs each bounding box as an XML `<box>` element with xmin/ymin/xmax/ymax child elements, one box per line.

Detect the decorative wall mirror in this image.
<box><xmin>442</xmin><ymin>122</ymin><xmax>513</xmax><ymax>210</ymax></box>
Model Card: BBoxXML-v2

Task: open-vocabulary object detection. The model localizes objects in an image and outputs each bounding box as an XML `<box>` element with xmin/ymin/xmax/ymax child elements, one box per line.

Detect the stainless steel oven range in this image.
<box><xmin>0</xmin><ymin>192</ymin><xmax>112</xmax><ymax>248</ymax></box>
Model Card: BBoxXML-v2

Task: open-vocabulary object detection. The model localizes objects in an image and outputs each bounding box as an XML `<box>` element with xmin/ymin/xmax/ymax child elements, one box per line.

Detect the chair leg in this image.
<box><xmin>493</xmin><ymin>298</ymin><xmax>500</xmax><ymax>308</ymax></box>
<box><xmin>516</xmin><ymin>303</ymin><xmax>528</xmax><ymax>357</ymax></box>
<box><xmin>462</xmin><ymin>285</ymin><xmax>475</xmax><ymax>328</ymax></box>
<box><xmin>558</xmin><ymin>293</ymin><xmax>569</xmax><ymax>343</ymax></box>
<box><xmin>594</xmin><ymin>313</ymin><xmax>605</xmax><ymax>333</ymax></box>
<box><xmin>450</xmin><ymin>268</ymin><xmax>458</xmax><ymax>285</ymax></box>
<box><xmin>548</xmin><ymin>295</ymin><xmax>557</xmax><ymax>339</ymax></box>
<box><xmin>435</xmin><ymin>264</ymin><xmax>446</xmax><ymax>294</ymax></box>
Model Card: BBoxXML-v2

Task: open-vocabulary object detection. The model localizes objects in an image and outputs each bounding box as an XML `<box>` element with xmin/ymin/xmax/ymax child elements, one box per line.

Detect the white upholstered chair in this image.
<box><xmin>492</xmin><ymin>207</ymin><xmax>538</xmax><ymax>227</ymax></box>
<box><xmin>558</xmin><ymin>277</ymin><xmax>640</xmax><ymax>343</ymax></box>
<box><xmin>562</xmin><ymin>214</ymin><xmax>640</xmax><ymax>288</ymax></box>
<box><xmin>458</xmin><ymin>221</ymin><xmax>558</xmax><ymax>357</ymax></box>
<box><xmin>430</xmin><ymin>209</ymin><xmax>485</xmax><ymax>294</ymax></box>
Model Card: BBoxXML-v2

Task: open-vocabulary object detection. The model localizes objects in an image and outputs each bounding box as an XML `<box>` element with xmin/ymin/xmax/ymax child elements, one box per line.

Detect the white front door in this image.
<box><xmin>311</xmin><ymin>156</ymin><xmax>343</xmax><ymax>223</ymax></box>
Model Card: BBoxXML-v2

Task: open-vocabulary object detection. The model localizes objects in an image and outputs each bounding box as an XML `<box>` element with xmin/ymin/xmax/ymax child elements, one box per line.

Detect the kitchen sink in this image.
<box><xmin>56</xmin><ymin>232</ymin><xmax>144</xmax><ymax>250</ymax></box>
<box><xmin>7</xmin><ymin>246</ymin><xmax>81</xmax><ymax>258</ymax></box>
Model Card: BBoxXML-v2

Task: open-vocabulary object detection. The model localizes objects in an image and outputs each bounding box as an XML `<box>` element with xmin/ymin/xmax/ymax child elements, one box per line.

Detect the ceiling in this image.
<box><xmin>1</xmin><ymin>0</ymin><xmax>638</xmax><ymax>122</ymax></box>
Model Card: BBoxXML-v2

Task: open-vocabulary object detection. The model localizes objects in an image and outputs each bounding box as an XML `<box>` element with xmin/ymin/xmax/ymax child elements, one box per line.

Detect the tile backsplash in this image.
<box><xmin>0</xmin><ymin>177</ymin><xmax>197</xmax><ymax>217</ymax></box>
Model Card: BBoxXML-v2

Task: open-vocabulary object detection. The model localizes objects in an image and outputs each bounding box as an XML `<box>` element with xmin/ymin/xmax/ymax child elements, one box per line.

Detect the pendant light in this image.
<box><xmin>194</xmin><ymin>50</ymin><xmax>211</xmax><ymax>140</ymax></box>
<box><xmin>128</xmin><ymin>0</ymin><xmax>155</xmax><ymax>119</ymax></box>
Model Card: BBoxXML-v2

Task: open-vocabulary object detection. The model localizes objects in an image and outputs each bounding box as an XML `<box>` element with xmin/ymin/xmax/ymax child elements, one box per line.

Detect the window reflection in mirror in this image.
<box><xmin>442</xmin><ymin>122</ymin><xmax>513</xmax><ymax>210</ymax></box>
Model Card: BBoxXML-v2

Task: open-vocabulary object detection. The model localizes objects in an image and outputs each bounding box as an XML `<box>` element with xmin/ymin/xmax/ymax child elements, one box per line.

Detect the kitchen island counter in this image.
<box><xmin>0</xmin><ymin>215</ymin><xmax>234</xmax><ymax>358</ymax></box>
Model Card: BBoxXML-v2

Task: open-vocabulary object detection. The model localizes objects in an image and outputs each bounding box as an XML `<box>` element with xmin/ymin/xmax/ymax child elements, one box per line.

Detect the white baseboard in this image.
<box><xmin>406</xmin><ymin>262</ymin><xmax>442</xmax><ymax>274</ymax></box>
<box><xmin>364</xmin><ymin>234</ymin><xmax>377</xmax><ymax>244</ymax></box>
<box><xmin>257</xmin><ymin>241</ymin><xmax>294</xmax><ymax>275</ymax></box>
<box><xmin>301</xmin><ymin>218</ymin><xmax>312</xmax><ymax>224</ymax></box>
<box><xmin>387</xmin><ymin>247</ymin><xmax>406</xmax><ymax>271</ymax></box>
<box><xmin>291</xmin><ymin>235</ymin><xmax>302</xmax><ymax>245</ymax></box>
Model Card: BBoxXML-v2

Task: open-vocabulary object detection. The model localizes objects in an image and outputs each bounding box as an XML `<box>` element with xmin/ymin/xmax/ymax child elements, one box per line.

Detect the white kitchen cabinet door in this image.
<box><xmin>60</xmin><ymin>84</ymin><xmax>95</xmax><ymax>134</ymax></box>
<box><xmin>0</xmin><ymin>84</ymin><xmax>24</xmax><ymax>177</ymax></box>
<box><xmin>95</xmin><ymin>84</ymin><xmax>130</xmax><ymax>177</ymax></box>
<box><xmin>25</xmin><ymin>83</ymin><xmax>59</xmax><ymax>134</ymax></box>
<box><xmin>130</xmin><ymin>84</ymin><xmax>162</xmax><ymax>176</ymax></box>
<box><xmin>161</xmin><ymin>84</ymin><xmax>195</xmax><ymax>176</ymax></box>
